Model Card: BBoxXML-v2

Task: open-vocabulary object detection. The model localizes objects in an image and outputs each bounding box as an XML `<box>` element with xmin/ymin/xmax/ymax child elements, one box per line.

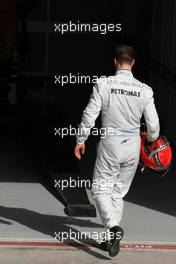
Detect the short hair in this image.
<box><xmin>114</xmin><ymin>44</ymin><xmax>135</xmax><ymax>64</ymax></box>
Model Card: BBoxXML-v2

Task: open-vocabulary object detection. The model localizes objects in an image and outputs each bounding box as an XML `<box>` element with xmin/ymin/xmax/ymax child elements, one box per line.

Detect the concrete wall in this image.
<box><xmin>150</xmin><ymin>0</ymin><xmax>176</xmax><ymax>145</ymax></box>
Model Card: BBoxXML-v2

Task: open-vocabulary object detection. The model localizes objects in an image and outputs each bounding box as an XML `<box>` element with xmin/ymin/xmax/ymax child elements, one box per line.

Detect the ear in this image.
<box><xmin>132</xmin><ymin>59</ymin><xmax>135</xmax><ymax>66</ymax></box>
<box><xmin>114</xmin><ymin>58</ymin><xmax>118</xmax><ymax>67</ymax></box>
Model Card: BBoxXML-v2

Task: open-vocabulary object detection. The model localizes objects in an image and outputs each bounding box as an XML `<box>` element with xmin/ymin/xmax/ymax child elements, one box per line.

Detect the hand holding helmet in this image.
<box><xmin>140</xmin><ymin>132</ymin><xmax>172</xmax><ymax>174</ymax></box>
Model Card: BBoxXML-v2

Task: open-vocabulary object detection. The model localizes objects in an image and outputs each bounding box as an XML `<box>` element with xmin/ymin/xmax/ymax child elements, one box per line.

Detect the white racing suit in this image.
<box><xmin>76</xmin><ymin>69</ymin><xmax>160</xmax><ymax>230</ymax></box>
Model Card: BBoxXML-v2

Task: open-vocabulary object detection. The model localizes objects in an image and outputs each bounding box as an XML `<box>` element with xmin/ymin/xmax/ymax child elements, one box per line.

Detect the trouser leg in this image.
<box><xmin>110</xmin><ymin>160</ymin><xmax>139</xmax><ymax>227</ymax></box>
<box><xmin>92</xmin><ymin>136</ymin><xmax>140</xmax><ymax>229</ymax></box>
<box><xmin>91</xmin><ymin>139</ymin><xmax>120</xmax><ymax>228</ymax></box>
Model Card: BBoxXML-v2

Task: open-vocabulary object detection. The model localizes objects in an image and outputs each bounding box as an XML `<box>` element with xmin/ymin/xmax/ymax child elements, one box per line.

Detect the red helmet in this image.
<box><xmin>140</xmin><ymin>132</ymin><xmax>172</xmax><ymax>173</ymax></box>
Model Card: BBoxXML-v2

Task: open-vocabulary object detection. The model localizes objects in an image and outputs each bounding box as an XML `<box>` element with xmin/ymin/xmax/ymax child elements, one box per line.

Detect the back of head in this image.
<box><xmin>114</xmin><ymin>44</ymin><xmax>135</xmax><ymax>64</ymax></box>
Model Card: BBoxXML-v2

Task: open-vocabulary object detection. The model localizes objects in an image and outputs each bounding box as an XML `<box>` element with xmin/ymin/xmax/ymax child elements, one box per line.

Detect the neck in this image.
<box><xmin>117</xmin><ymin>64</ymin><xmax>132</xmax><ymax>71</ymax></box>
<box><xmin>117</xmin><ymin>67</ymin><xmax>132</xmax><ymax>71</ymax></box>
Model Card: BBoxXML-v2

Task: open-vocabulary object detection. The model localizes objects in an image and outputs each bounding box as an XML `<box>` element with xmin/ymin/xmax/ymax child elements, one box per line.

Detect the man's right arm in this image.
<box><xmin>74</xmin><ymin>83</ymin><xmax>102</xmax><ymax>159</ymax></box>
<box><xmin>76</xmin><ymin>83</ymin><xmax>102</xmax><ymax>144</ymax></box>
<box><xmin>143</xmin><ymin>85</ymin><xmax>160</xmax><ymax>142</ymax></box>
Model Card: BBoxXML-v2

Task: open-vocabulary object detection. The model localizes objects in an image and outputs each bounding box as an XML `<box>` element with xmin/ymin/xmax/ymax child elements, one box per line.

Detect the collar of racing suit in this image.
<box><xmin>115</xmin><ymin>69</ymin><xmax>133</xmax><ymax>78</ymax></box>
